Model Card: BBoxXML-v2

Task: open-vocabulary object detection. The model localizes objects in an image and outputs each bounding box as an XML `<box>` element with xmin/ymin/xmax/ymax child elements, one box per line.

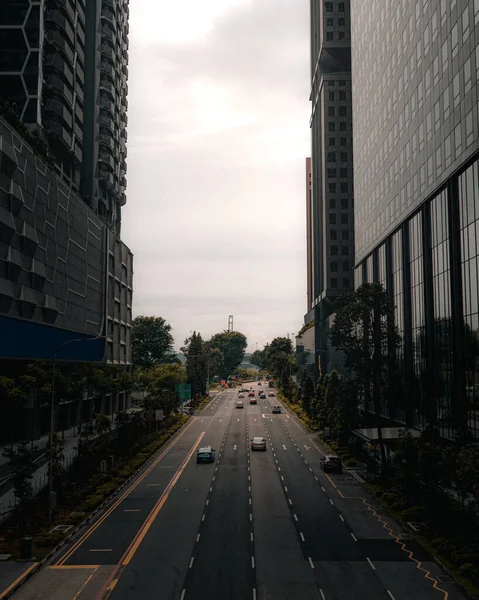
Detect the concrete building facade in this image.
<box><xmin>351</xmin><ymin>0</ymin><xmax>479</xmax><ymax>439</ymax></box>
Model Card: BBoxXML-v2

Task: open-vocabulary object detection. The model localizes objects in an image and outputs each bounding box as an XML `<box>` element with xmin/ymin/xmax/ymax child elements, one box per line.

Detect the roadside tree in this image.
<box><xmin>330</xmin><ymin>283</ymin><xmax>400</xmax><ymax>466</ymax></box>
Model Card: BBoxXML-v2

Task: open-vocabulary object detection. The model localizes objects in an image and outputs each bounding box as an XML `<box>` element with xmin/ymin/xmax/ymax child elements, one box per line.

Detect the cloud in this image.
<box><xmin>122</xmin><ymin>0</ymin><xmax>310</xmax><ymax>351</ymax></box>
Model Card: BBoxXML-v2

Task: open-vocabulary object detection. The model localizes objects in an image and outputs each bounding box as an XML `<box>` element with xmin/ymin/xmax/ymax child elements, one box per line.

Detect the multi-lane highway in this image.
<box><xmin>13</xmin><ymin>384</ymin><xmax>466</xmax><ymax>600</ymax></box>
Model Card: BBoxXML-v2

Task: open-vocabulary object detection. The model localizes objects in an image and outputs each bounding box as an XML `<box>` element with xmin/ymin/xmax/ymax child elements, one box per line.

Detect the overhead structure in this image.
<box><xmin>228</xmin><ymin>315</ymin><xmax>234</xmax><ymax>332</ymax></box>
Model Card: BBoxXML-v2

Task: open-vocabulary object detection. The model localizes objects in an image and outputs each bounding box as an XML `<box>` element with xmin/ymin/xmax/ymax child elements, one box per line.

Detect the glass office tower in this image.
<box><xmin>351</xmin><ymin>0</ymin><xmax>479</xmax><ymax>439</ymax></box>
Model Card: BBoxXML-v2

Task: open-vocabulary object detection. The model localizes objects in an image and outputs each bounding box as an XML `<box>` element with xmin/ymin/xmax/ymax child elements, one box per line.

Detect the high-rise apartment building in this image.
<box><xmin>0</xmin><ymin>0</ymin><xmax>128</xmax><ymax>233</ymax></box>
<box><xmin>304</xmin><ymin>0</ymin><xmax>355</xmax><ymax>372</ymax></box>
<box><xmin>351</xmin><ymin>0</ymin><xmax>479</xmax><ymax>439</ymax></box>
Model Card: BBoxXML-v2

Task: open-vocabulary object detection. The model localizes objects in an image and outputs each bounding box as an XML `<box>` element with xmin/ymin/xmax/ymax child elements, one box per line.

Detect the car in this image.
<box><xmin>236</xmin><ymin>400</ymin><xmax>244</xmax><ymax>409</ymax></box>
<box><xmin>197</xmin><ymin>446</ymin><xmax>216</xmax><ymax>463</ymax></box>
<box><xmin>320</xmin><ymin>455</ymin><xmax>343</xmax><ymax>474</ymax></box>
<box><xmin>251</xmin><ymin>437</ymin><xmax>267</xmax><ymax>451</ymax></box>
<box><xmin>238</xmin><ymin>393</ymin><xmax>245</xmax><ymax>398</ymax></box>
<box><xmin>258</xmin><ymin>382</ymin><xmax>262</xmax><ymax>386</ymax></box>
<box><xmin>268</xmin><ymin>392</ymin><xmax>275</xmax><ymax>397</ymax></box>
<box><xmin>249</xmin><ymin>398</ymin><xmax>257</xmax><ymax>404</ymax></box>
<box><xmin>272</xmin><ymin>405</ymin><xmax>281</xmax><ymax>414</ymax></box>
<box><xmin>259</xmin><ymin>393</ymin><xmax>266</xmax><ymax>399</ymax></box>
<box><xmin>248</xmin><ymin>391</ymin><xmax>255</xmax><ymax>397</ymax></box>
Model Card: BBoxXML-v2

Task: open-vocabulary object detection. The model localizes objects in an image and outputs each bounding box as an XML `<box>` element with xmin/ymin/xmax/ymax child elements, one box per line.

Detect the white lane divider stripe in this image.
<box><xmin>308</xmin><ymin>557</ymin><xmax>315</xmax><ymax>569</ymax></box>
<box><xmin>367</xmin><ymin>557</ymin><xmax>376</xmax><ymax>570</ymax></box>
<box><xmin>196</xmin><ymin>533</ymin><xmax>200</xmax><ymax>542</ymax></box>
<box><xmin>189</xmin><ymin>557</ymin><xmax>194</xmax><ymax>568</ymax></box>
<box><xmin>339</xmin><ymin>514</ymin><xmax>344</xmax><ymax>521</ymax></box>
<box><xmin>293</xmin><ymin>514</ymin><xmax>298</xmax><ymax>521</ymax></box>
<box><xmin>300</xmin><ymin>532</ymin><xmax>305</xmax><ymax>541</ymax></box>
<box><xmin>351</xmin><ymin>533</ymin><xmax>358</xmax><ymax>542</ymax></box>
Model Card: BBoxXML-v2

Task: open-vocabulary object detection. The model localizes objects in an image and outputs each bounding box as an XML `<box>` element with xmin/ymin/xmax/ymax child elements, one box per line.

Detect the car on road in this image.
<box><xmin>238</xmin><ymin>393</ymin><xmax>245</xmax><ymax>398</ymax></box>
<box><xmin>258</xmin><ymin>382</ymin><xmax>262</xmax><ymax>386</ymax></box>
<box><xmin>259</xmin><ymin>393</ymin><xmax>266</xmax><ymax>399</ymax></box>
<box><xmin>268</xmin><ymin>392</ymin><xmax>275</xmax><ymax>397</ymax></box>
<box><xmin>251</xmin><ymin>437</ymin><xmax>267</xmax><ymax>451</ymax></box>
<box><xmin>248</xmin><ymin>391</ymin><xmax>255</xmax><ymax>397</ymax></box>
<box><xmin>249</xmin><ymin>397</ymin><xmax>257</xmax><ymax>404</ymax></box>
<box><xmin>320</xmin><ymin>455</ymin><xmax>343</xmax><ymax>474</ymax></box>
<box><xmin>196</xmin><ymin>446</ymin><xmax>216</xmax><ymax>463</ymax></box>
<box><xmin>272</xmin><ymin>405</ymin><xmax>281</xmax><ymax>414</ymax></box>
<box><xmin>236</xmin><ymin>400</ymin><xmax>244</xmax><ymax>409</ymax></box>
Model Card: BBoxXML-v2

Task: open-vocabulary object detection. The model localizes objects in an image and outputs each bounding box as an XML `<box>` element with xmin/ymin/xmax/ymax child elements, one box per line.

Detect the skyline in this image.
<box><xmin>121</xmin><ymin>0</ymin><xmax>310</xmax><ymax>351</ymax></box>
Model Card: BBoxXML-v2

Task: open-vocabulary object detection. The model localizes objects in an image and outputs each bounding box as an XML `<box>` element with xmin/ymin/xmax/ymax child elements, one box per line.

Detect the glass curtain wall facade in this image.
<box><xmin>306</xmin><ymin>0</ymin><xmax>355</xmax><ymax>372</ymax></box>
<box><xmin>352</xmin><ymin>0</ymin><xmax>479</xmax><ymax>439</ymax></box>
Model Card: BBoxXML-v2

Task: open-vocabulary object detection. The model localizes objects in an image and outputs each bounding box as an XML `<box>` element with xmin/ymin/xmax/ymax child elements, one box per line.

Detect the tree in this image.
<box><xmin>251</xmin><ymin>349</ymin><xmax>268</xmax><ymax>370</ymax></box>
<box><xmin>333</xmin><ymin>378</ymin><xmax>361</xmax><ymax>446</ymax></box>
<box><xmin>208</xmin><ymin>331</ymin><xmax>247</xmax><ymax>378</ymax></box>
<box><xmin>265</xmin><ymin>337</ymin><xmax>294</xmax><ymax>380</ymax></box>
<box><xmin>3</xmin><ymin>442</ymin><xmax>37</xmax><ymax>528</ymax></box>
<box><xmin>46</xmin><ymin>432</ymin><xmax>65</xmax><ymax>493</ymax></box>
<box><xmin>330</xmin><ymin>283</ymin><xmax>401</xmax><ymax>466</ymax></box>
<box><xmin>132</xmin><ymin>316</ymin><xmax>174</xmax><ymax>369</ymax></box>
<box><xmin>298</xmin><ymin>371</ymin><xmax>315</xmax><ymax>417</ymax></box>
<box><xmin>94</xmin><ymin>414</ymin><xmax>112</xmax><ymax>437</ymax></box>
<box><xmin>182</xmin><ymin>332</ymin><xmax>207</xmax><ymax>396</ymax></box>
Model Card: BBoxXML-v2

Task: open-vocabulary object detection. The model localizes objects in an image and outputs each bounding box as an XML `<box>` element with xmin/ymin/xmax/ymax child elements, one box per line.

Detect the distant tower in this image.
<box><xmin>228</xmin><ymin>315</ymin><xmax>234</xmax><ymax>332</ymax></box>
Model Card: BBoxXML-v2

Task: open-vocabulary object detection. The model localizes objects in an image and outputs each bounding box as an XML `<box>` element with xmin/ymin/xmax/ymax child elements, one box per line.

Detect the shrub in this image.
<box><xmin>381</xmin><ymin>492</ymin><xmax>397</xmax><ymax>505</ymax></box>
<box><xmin>402</xmin><ymin>506</ymin><xmax>426</xmax><ymax>521</ymax></box>
<box><xmin>81</xmin><ymin>494</ymin><xmax>104</xmax><ymax>513</ymax></box>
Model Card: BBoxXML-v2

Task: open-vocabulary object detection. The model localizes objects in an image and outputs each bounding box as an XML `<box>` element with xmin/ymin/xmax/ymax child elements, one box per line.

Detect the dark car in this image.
<box><xmin>259</xmin><ymin>393</ymin><xmax>266</xmax><ymax>399</ymax></box>
<box><xmin>272</xmin><ymin>405</ymin><xmax>281</xmax><ymax>414</ymax></box>
<box><xmin>320</xmin><ymin>455</ymin><xmax>342</xmax><ymax>474</ymax></box>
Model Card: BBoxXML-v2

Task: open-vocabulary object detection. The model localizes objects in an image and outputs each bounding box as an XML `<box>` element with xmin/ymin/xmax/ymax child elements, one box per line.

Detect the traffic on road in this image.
<box><xmin>11</xmin><ymin>382</ymin><xmax>466</xmax><ymax>600</ymax></box>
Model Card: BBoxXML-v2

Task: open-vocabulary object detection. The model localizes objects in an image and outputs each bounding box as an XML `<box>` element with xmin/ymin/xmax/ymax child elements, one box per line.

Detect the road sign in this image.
<box><xmin>175</xmin><ymin>383</ymin><xmax>191</xmax><ymax>403</ymax></box>
<box><xmin>155</xmin><ymin>409</ymin><xmax>164</xmax><ymax>422</ymax></box>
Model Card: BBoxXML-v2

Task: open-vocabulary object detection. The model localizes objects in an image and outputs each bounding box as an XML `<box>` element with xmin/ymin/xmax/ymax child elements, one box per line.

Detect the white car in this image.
<box><xmin>251</xmin><ymin>437</ymin><xmax>267</xmax><ymax>451</ymax></box>
<box><xmin>238</xmin><ymin>393</ymin><xmax>245</xmax><ymax>398</ymax></box>
<box><xmin>236</xmin><ymin>400</ymin><xmax>244</xmax><ymax>409</ymax></box>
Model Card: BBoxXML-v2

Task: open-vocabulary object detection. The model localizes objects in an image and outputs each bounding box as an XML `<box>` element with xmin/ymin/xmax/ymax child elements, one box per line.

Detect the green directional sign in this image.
<box><xmin>175</xmin><ymin>383</ymin><xmax>191</xmax><ymax>403</ymax></box>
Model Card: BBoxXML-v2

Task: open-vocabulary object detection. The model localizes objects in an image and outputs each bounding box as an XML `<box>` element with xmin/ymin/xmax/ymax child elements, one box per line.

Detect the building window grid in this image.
<box><xmin>430</xmin><ymin>190</ymin><xmax>453</xmax><ymax>438</ymax></box>
<box><xmin>459</xmin><ymin>161</ymin><xmax>479</xmax><ymax>437</ymax></box>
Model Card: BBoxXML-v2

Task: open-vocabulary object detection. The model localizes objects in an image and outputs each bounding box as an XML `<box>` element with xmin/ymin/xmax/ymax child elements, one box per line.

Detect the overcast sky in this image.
<box><xmin>121</xmin><ymin>0</ymin><xmax>310</xmax><ymax>352</ymax></box>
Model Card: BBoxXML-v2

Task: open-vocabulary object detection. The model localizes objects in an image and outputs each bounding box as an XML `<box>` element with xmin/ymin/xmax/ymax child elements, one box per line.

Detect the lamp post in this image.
<box><xmin>48</xmin><ymin>335</ymin><xmax>105</xmax><ymax>523</ymax></box>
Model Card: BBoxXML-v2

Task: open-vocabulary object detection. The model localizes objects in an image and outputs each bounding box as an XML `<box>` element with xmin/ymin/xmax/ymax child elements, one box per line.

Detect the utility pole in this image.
<box><xmin>228</xmin><ymin>315</ymin><xmax>234</xmax><ymax>332</ymax></box>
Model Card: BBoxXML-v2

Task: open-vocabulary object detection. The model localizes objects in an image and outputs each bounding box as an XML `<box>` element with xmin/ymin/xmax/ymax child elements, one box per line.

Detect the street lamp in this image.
<box><xmin>48</xmin><ymin>335</ymin><xmax>105</xmax><ymax>523</ymax></box>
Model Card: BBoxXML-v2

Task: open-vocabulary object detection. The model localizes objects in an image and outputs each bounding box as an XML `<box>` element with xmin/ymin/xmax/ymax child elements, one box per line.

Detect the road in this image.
<box><xmin>11</xmin><ymin>385</ymin><xmax>466</xmax><ymax>600</ymax></box>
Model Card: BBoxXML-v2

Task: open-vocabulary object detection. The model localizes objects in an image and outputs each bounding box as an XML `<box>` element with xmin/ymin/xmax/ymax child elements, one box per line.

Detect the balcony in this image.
<box><xmin>44</xmin><ymin>31</ymin><xmax>74</xmax><ymax>64</ymax></box>
<box><xmin>101</xmin><ymin>9</ymin><xmax>116</xmax><ymax>28</ymax></box>
<box><xmin>99</xmin><ymin>132</ymin><xmax>114</xmax><ymax>150</ymax></box>
<box><xmin>44</xmin><ymin>98</ymin><xmax>72</xmax><ymax>128</ymax></box>
<box><xmin>102</xmin><ymin>25</ymin><xmax>116</xmax><ymax>45</ymax></box>
<box><xmin>99</xmin><ymin>151</ymin><xmax>115</xmax><ymax>170</ymax></box>
<box><xmin>44</xmin><ymin>75</ymin><xmax>73</xmax><ymax>106</ymax></box>
<box><xmin>99</xmin><ymin>113</ymin><xmax>114</xmax><ymax>130</ymax></box>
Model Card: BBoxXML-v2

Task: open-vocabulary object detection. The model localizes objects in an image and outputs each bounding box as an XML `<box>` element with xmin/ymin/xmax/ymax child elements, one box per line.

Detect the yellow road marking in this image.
<box><xmin>122</xmin><ymin>431</ymin><xmax>205</xmax><ymax>565</ymax></box>
<box><xmin>48</xmin><ymin>565</ymin><xmax>99</xmax><ymax>570</ymax></box>
<box><xmin>107</xmin><ymin>578</ymin><xmax>119</xmax><ymax>592</ymax></box>
<box><xmin>72</xmin><ymin>566</ymin><xmax>98</xmax><ymax>600</ymax></box>
<box><xmin>56</xmin><ymin>417</ymin><xmax>195</xmax><ymax>565</ymax></box>
<box><xmin>362</xmin><ymin>498</ymin><xmax>448</xmax><ymax>599</ymax></box>
<box><xmin>0</xmin><ymin>562</ymin><xmax>39</xmax><ymax>599</ymax></box>
<box><xmin>324</xmin><ymin>472</ymin><xmax>345</xmax><ymax>498</ymax></box>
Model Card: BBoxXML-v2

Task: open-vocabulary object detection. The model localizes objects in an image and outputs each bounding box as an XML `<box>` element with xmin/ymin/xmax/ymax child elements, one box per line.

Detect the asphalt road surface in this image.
<box><xmin>12</xmin><ymin>385</ymin><xmax>467</xmax><ymax>600</ymax></box>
